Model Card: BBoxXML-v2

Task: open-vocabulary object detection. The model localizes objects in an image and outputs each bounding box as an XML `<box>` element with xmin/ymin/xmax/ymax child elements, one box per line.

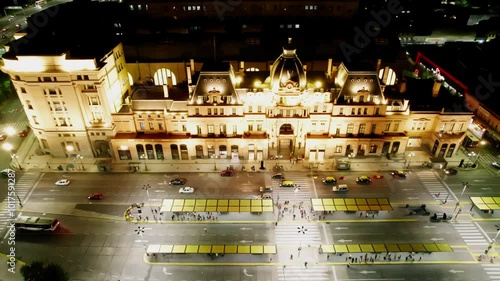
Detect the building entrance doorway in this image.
<box><xmin>278</xmin><ymin>139</ymin><xmax>292</xmax><ymax>159</ymax></box>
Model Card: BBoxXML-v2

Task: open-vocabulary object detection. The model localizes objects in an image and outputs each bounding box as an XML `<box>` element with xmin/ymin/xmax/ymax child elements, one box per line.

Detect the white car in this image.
<box><xmin>55</xmin><ymin>179</ymin><xmax>70</xmax><ymax>186</ymax></box>
<box><xmin>179</xmin><ymin>187</ymin><xmax>194</xmax><ymax>194</ymax></box>
<box><xmin>492</xmin><ymin>162</ymin><xmax>500</xmax><ymax>169</ymax></box>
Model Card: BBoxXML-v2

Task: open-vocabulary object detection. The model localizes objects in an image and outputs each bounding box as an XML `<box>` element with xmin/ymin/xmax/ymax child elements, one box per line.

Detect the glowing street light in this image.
<box><xmin>76</xmin><ymin>154</ymin><xmax>85</xmax><ymax>171</ymax></box>
<box><xmin>4</xmin><ymin>127</ymin><xmax>16</xmax><ymax>136</ymax></box>
<box><xmin>2</xmin><ymin>142</ymin><xmax>22</xmax><ymax>170</ymax></box>
<box><xmin>140</xmin><ymin>154</ymin><xmax>148</xmax><ymax>171</ymax></box>
<box><xmin>407</xmin><ymin>152</ymin><xmax>415</xmax><ymax>168</ymax></box>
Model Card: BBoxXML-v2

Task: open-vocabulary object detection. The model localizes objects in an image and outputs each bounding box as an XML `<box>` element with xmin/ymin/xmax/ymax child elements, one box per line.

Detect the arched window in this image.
<box><xmin>155</xmin><ymin>144</ymin><xmax>164</xmax><ymax>159</ymax></box>
<box><xmin>153</xmin><ymin>68</ymin><xmax>177</xmax><ymax>86</ymax></box>
<box><xmin>145</xmin><ymin>144</ymin><xmax>155</xmax><ymax>159</ymax></box>
<box><xmin>231</xmin><ymin>145</ymin><xmax>238</xmax><ymax>154</ymax></box>
<box><xmin>170</xmin><ymin>144</ymin><xmax>179</xmax><ymax>160</ymax></box>
<box><xmin>195</xmin><ymin>145</ymin><xmax>204</xmax><ymax>159</ymax></box>
<box><xmin>136</xmin><ymin>144</ymin><xmax>145</xmax><ymax>158</ymax></box>
<box><xmin>180</xmin><ymin>144</ymin><xmax>189</xmax><ymax>160</ymax></box>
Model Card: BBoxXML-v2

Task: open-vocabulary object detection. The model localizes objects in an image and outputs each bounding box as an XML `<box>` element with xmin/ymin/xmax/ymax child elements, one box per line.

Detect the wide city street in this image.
<box><xmin>1</xmin><ymin>166</ymin><xmax>500</xmax><ymax>281</ymax></box>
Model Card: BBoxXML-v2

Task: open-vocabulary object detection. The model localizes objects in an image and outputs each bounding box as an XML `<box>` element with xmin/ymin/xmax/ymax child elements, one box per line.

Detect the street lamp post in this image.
<box><xmin>2</xmin><ymin>143</ymin><xmax>22</xmax><ymax>170</ymax></box>
<box><xmin>297</xmin><ymin>226</ymin><xmax>307</xmax><ymax>257</ymax></box>
<box><xmin>453</xmin><ymin>182</ymin><xmax>470</xmax><ymax>219</ymax></box>
<box><xmin>282</xmin><ymin>265</ymin><xmax>286</xmax><ymax>281</ymax></box>
<box><xmin>474</xmin><ymin>140</ymin><xmax>487</xmax><ymax>165</ymax></box>
<box><xmin>142</xmin><ymin>184</ymin><xmax>154</xmax><ymax>219</ymax></box>
<box><xmin>407</xmin><ymin>152</ymin><xmax>415</xmax><ymax>168</ymax></box>
<box><xmin>76</xmin><ymin>154</ymin><xmax>85</xmax><ymax>171</ymax></box>
<box><xmin>135</xmin><ymin>226</ymin><xmax>147</xmax><ymax>251</ymax></box>
<box><xmin>140</xmin><ymin>154</ymin><xmax>148</xmax><ymax>171</ymax></box>
<box><xmin>493</xmin><ymin>225</ymin><xmax>500</xmax><ymax>244</ymax></box>
<box><xmin>211</xmin><ymin>155</ymin><xmax>217</xmax><ymax>171</ymax></box>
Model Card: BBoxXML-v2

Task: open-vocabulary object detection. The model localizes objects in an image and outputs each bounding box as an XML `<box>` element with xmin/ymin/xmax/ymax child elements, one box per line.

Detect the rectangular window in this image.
<box><xmin>351</xmin><ymin>108</ymin><xmax>355</xmax><ymax>115</ymax></box>
<box><xmin>220</xmin><ymin>124</ymin><xmax>226</xmax><ymax>134</ymax></box>
<box><xmin>214</xmin><ymin>108</ymin><xmax>218</xmax><ymax>115</ymax></box>
<box><xmin>195</xmin><ymin>108</ymin><xmax>200</xmax><ymax>115</ymax></box>
<box><xmin>335</xmin><ymin>145</ymin><xmax>342</xmax><ymax>153</ymax></box>
<box><xmin>384</xmin><ymin>123</ymin><xmax>390</xmax><ymax>131</ymax></box>
<box><xmin>53</xmin><ymin>101</ymin><xmax>64</xmax><ymax>111</ymax></box>
<box><xmin>232</xmin><ymin>108</ymin><xmax>236</xmax><ymax>115</ymax></box>
<box><xmin>33</xmin><ymin>116</ymin><xmax>39</xmax><ymax>125</ymax></box>
<box><xmin>139</xmin><ymin>121</ymin><xmax>145</xmax><ymax>130</ymax></box>
<box><xmin>173</xmin><ymin>124</ymin><xmax>179</xmax><ymax>131</ymax></box>
<box><xmin>320</xmin><ymin>122</ymin><xmax>326</xmax><ymax>131</ymax></box>
<box><xmin>359</xmin><ymin>124</ymin><xmax>366</xmax><ymax>135</ymax></box>
<box><xmin>314</xmin><ymin>105</ymin><xmax>318</xmax><ymax>112</ymax></box>
<box><xmin>149</xmin><ymin>122</ymin><xmax>154</xmax><ymax>130</ymax></box>
<box><xmin>207</xmin><ymin>108</ymin><xmax>212</xmax><ymax>115</ymax></box>
<box><xmin>248</xmin><ymin>124</ymin><xmax>254</xmax><ymax>131</ymax></box>
<box><xmin>20</xmin><ymin>87</ymin><xmax>26</xmax><ymax>93</ymax></box>
<box><xmin>257</xmin><ymin>124</ymin><xmax>262</xmax><ymax>131</ymax></box>
<box><xmin>233</xmin><ymin>125</ymin><xmax>237</xmax><ymax>135</ymax></box>
<box><xmin>257</xmin><ymin>106</ymin><xmax>262</xmax><ymax>113</ymax></box>
<box><xmin>371</xmin><ymin>124</ymin><xmax>376</xmax><ymax>134</ymax></box>
<box><xmin>48</xmin><ymin>89</ymin><xmax>57</xmax><ymax>95</ymax></box>
<box><xmin>220</xmin><ymin>108</ymin><xmax>224</xmax><ymax>115</ymax></box>
<box><xmin>197</xmin><ymin>125</ymin><xmax>202</xmax><ymax>135</ymax></box>
<box><xmin>158</xmin><ymin>122</ymin><xmax>164</xmax><ymax>130</ymax></box>
<box><xmin>26</xmin><ymin>100</ymin><xmax>33</xmax><ymax>110</ymax></box>
<box><xmin>375</xmin><ymin>108</ymin><xmax>380</xmax><ymax>115</ymax></box>
<box><xmin>89</xmin><ymin>96</ymin><xmax>99</xmax><ymax>105</ymax></box>
<box><xmin>357</xmin><ymin>108</ymin><xmax>361</xmax><ymax>115</ymax></box>
<box><xmin>339</xmin><ymin>108</ymin><xmax>343</xmax><ymax>115</ymax></box>
<box><xmin>347</xmin><ymin>124</ymin><xmax>354</xmax><ymax>134</ymax></box>
<box><xmin>394</xmin><ymin>123</ymin><xmax>399</xmax><ymax>131</ymax></box>
<box><xmin>363</xmin><ymin>108</ymin><xmax>367</xmax><ymax>115</ymax></box>
<box><xmin>248</xmin><ymin>106</ymin><xmax>253</xmax><ymax>113</ymax></box>
<box><xmin>458</xmin><ymin>123</ymin><xmax>463</xmax><ymax>131</ymax></box>
<box><xmin>208</xmin><ymin>124</ymin><xmax>214</xmax><ymax>134</ymax></box>
<box><xmin>412</xmin><ymin>122</ymin><xmax>416</xmax><ymax>130</ymax></box>
<box><xmin>423</xmin><ymin>122</ymin><xmax>428</xmax><ymax>130</ymax></box>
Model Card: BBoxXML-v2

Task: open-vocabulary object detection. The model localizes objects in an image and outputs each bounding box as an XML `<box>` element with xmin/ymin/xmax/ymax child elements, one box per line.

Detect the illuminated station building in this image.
<box><xmin>1</xmin><ymin>34</ymin><xmax>473</xmax><ymax>167</ymax></box>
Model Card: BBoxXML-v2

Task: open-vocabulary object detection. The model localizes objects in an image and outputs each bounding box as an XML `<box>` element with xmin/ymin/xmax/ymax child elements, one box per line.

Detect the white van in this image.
<box><xmin>333</xmin><ymin>184</ymin><xmax>348</xmax><ymax>192</ymax></box>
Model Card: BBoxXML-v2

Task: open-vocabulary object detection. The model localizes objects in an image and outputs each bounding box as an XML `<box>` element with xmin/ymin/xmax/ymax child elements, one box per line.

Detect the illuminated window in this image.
<box><xmin>335</xmin><ymin>145</ymin><xmax>342</xmax><ymax>153</ymax></box>
<box><xmin>207</xmin><ymin>108</ymin><xmax>212</xmax><ymax>115</ymax></box>
<box><xmin>369</xmin><ymin>145</ymin><xmax>378</xmax><ymax>153</ymax></box>
<box><xmin>359</xmin><ymin>124</ymin><xmax>366</xmax><ymax>135</ymax></box>
<box><xmin>149</xmin><ymin>122</ymin><xmax>154</xmax><ymax>130</ymax></box>
<box><xmin>139</xmin><ymin>121</ymin><xmax>145</xmax><ymax>130</ymax></box>
<box><xmin>208</xmin><ymin>124</ymin><xmax>214</xmax><ymax>134</ymax></box>
<box><xmin>347</xmin><ymin>124</ymin><xmax>354</xmax><ymax>134</ymax></box>
<box><xmin>197</xmin><ymin>125</ymin><xmax>202</xmax><ymax>135</ymax></box>
<box><xmin>153</xmin><ymin>68</ymin><xmax>177</xmax><ymax>86</ymax></box>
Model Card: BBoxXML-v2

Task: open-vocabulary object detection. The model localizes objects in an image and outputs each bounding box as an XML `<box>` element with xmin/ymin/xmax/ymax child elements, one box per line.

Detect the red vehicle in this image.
<box><xmin>18</xmin><ymin>130</ymin><xmax>28</xmax><ymax>137</ymax></box>
<box><xmin>220</xmin><ymin>169</ymin><xmax>234</xmax><ymax>176</ymax></box>
<box><xmin>88</xmin><ymin>193</ymin><xmax>103</xmax><ymax>200</ymax></box>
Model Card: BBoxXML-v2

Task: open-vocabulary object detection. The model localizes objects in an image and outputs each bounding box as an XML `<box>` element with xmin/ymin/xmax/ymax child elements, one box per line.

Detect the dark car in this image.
<box><xmin>18</xmin><ymin>130</ymin><xmax>28</xmax><ymax>137</ymax></box>
<box><xmin>88</xmin><ymin>193</ymin><xmax>103</xmax><ymax>200</ymax></box>
<box><xmin>355</xmin><ymin>176</ymin><xmax>372</xmax><ymax>183</ymax></box>
<box><xmin>444</xmin><ymin>168</ymin><xmax>458</xmax><ymax>175</ymax></box>
<box><xmin>169</xmin><ymin>178</ymin><xmax>185</xmax><ymax>185</ymax></box>
<box><xmin>272</xmin><ymin>173</ymin><xmax>285</xmax><ymax>180</ymax></box>
<box><xmin>391</xmin><ymin>170</ymin><xmax>406</xmax><ymax>178</ymax></box>
<box><xmin>220</xmin><ymin>169</ymin><xmax>234</xmax><ymax>176</ymax></box>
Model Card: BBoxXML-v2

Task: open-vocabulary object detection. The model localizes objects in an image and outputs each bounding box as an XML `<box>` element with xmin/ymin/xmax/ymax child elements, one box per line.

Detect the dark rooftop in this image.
<box><xmin>402</xmin><ymin>78</ymin><xmax>469</xmax><ymax>112</ymax></box>
<box><xmin>131</xmin><ymin>85</ymin><xmax>189</xmax><ymax>101</ymax></box>
<box><xmin>5</xmin><ymin>0</ymin><xmax>125</xmax><ymax>59</ymax></box>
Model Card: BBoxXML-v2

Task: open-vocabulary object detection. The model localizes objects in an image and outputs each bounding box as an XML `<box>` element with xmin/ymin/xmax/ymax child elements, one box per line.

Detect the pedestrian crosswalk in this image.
<box><xmin>273</xmin><ymin>173</ymin><xmax>313</xmax><ymax>203</ymax></box>
<box><xmin>0</xmin><ymin>121</ymin><xmax>29</xmax><ymax>133</ymax></box>
<box><xmin>482</xmin><ymin>264</ymin><xmax>500</xmax><ymax>280</ymax></box>
<box><xmin>277</xmin><ymin>265</ymin><xmax>330</xmax><ymax>281</ymax></box>
<box><xmin>0</xmin><ymin>172</ymin><xmax>40</xmax><ymax>235</ymax></box>
<box><xmin>416</xmin><ymin>170</ymin><xmax>452</xmax><ymax>203</ymax></box>
<box><xmin>453</xmin><ymin>222</ymin><xmax>490</xmax><ymax>246</ymax></box>
<box><xmin>275</xmin><ymin>223</ymin><xmax>323</xmax><ymax>246</ymax></box>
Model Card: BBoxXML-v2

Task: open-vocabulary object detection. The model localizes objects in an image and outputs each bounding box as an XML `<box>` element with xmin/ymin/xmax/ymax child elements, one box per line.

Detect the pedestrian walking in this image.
<box><xmin>327</xmin><ymin>255</ymin><xmax>330</xmax><ymax>259</ymax></box>
<box><xmin>347</xmin><ymin>263</ymin><xmax>350</xmax><ymax>268</ymax></box>
<box><xmin>360</xmin><ymin>212</ymin><xmax>363</xmax><ymax>217</ymax></box>
<box><xmin>290</xmin><ymin>254</ymin><xmax>293</xmax><ymax>260</ymax></box>
<box><xmin>304</xmin><ymin>262</ymin><xmax>308</xmax><ymax>268</ymax></box>
<box><xmin>204</xmin><ymin>227</ymin><xmax>207</xmax><ymax>233</ymax></box>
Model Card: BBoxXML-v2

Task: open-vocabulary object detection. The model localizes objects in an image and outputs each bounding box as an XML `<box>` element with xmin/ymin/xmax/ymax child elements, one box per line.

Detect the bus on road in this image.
<box><xmin>14</xmin><ymin>216</ymin><xmax>60</xmax><ymax>231</ymax></box>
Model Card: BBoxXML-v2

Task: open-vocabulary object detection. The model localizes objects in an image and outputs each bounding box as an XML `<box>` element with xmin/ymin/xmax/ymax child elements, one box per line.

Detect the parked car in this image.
<box><xmin>391</xmin><ymin>170</ymin><xmax>406</xmax><ymax>178</ymax></box>
<box><xmin>355</xmin><ymin>176</ymin><xmax>372</xmax><ymax>183</ymax></box>
<box><xmin>332</xmin><ymin>184</ymin><xmax>348</xmax><ymax>192</ymax></box>
<box><xmin>220</xmin><ymin>169</ymin><xmax>234</xmax><ymax>176</ymax></box>
<box><xmin>169</xmin><ymin>178</ymin><xmax>185</xmax><ymax>185</ymax></box>
<box><xmin>323</xmin><ymin>176</ymin><xmax>337</xmax><ymax>185</ymax></box>
<box><xmin>492</xmin><ymin>162</ymin><xmax>500</xmax><ymax>169</ymax></box>
<box><xmin>259</xmin><ymin>186</ymin><xmax>273</xmax><ymax>193</ymax></box>
<box><xmin>444</xmin><ymin>168</ymin><xmax>458</xmax><ymax>175</ymax></box>
<box><xmin>272</xmin><ymin>173</ymin><xmax>285</xmax><ymax>180</ymax></box>
<box><xmin>88</xmin><ymin>193</ymin><xmax>103</xmax><ymax>200</ymax></box>
<box><xmin>430</xmin><ymin>212</ymin><xmax>451</xmax><ymax>222</ymax></box>
<box><xmin>179</xmin><ymin>187</ymin><xmax>194</xmax><ymax>194</ymax></box>
<box><xmin>18</xmin><ymin>129</ymin><xmax>28</xmax><ymax>137</ymax></box>
<box><xmin>55</xmin><ymin>179</ymin><xmax>70</xmax><ymax>186</ymax></box>
<box><xmin>1</xmin><ymin>169</ymin><xmax>12</xmax><ymax>177</ymax></box>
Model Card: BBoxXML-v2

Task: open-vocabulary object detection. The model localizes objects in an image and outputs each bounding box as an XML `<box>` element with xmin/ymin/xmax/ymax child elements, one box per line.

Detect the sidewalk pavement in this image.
<box><xmin>11</xmin><ymin>136</ymin><xmax>474</xmax><ymax>174</ymax></box>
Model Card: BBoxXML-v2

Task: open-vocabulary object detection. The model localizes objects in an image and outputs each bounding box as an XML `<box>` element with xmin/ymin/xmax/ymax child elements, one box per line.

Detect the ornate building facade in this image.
<box><xmin>2</xmin><ymin>37</ymin><xmax>472</xmax><ymax>166</ymax></box>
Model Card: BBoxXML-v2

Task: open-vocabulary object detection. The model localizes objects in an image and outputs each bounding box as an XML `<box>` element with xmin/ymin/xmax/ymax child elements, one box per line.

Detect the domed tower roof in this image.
<box><xmin>270</xmin><ymin>38</ymin><xmax>306</xmax><ymax>92</ymax></box>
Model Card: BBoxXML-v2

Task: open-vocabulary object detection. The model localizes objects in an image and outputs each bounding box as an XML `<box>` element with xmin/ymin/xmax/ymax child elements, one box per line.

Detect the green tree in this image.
<box><xmin>0</xmin><ymin>71</ymin><xmax>14</xmax><ymax>104</ymax></box>
<box><xmin>20</xmin><ymin>261</ymin><xmax>69</xmax><ymax>281</ymax></box>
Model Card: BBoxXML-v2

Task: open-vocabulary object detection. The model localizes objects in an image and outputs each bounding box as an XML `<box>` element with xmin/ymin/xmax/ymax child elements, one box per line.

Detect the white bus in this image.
<box><xmin>35</xmin><ymin>0</ymin><xmax>47</xmax><ymax>8</ymax></box>
<box><xmin>14</xmin><ymin>216</ymin><xmax>60</xmax><ymax>231</ymax></box>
